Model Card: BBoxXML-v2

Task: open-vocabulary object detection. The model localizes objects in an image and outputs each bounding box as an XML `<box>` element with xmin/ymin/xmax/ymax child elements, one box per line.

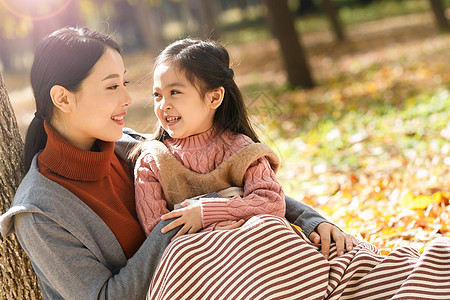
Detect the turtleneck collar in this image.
<box><xmin>165</xmin><ymin>126</ymin><xmax>219</xmax><ymax>150</ymax></box>
<box><xmin>39</xmin><ymin>121</ymin><xmax>114</xmax><ymax>181</ymax></box>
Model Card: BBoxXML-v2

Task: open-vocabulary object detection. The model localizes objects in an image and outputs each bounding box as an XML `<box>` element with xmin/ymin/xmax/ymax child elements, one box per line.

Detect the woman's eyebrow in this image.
<box><xmin>102</xmin><ymin>70</ymin><xmax>127</xmax><ymax>81</ymax></box>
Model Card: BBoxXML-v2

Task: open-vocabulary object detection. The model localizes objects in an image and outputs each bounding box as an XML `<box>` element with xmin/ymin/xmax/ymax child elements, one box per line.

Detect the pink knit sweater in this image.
<box><xmin>134</xmin><ymin>128</ymin><xmax>285</xmax><ymax>236</ymax></box>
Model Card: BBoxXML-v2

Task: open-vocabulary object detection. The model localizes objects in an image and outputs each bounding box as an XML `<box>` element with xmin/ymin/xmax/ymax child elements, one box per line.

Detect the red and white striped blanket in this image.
<box><xmin>147</xmin><ymin>215</ymin><xmax>450</xmax><ymax>300</ymax></box>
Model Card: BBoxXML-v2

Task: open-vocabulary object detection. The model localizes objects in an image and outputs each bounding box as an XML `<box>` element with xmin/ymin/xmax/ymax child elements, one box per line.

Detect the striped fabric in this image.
<box><xmin>147</xmin><ymin>215</ymin><xmax>450</xmax><ymax>300</ymax></box>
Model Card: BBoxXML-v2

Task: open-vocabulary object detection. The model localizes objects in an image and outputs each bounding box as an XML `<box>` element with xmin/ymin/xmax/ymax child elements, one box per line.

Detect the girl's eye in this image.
<box><xmin>153</xmin><ymin>92</ymin><xmax>161</xmax><ymax>99</ymax></box>
<box><xmin>171</xmin><ymin>90</ymin><xmax>180</xmax><ymax>95</ymax></box>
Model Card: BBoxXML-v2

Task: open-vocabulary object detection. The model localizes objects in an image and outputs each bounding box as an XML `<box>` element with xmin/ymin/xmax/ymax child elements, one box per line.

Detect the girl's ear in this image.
<box><xmin>50</xmin><ymin>85</ymin><xmax>74</xmax><ymax>113</ymax></box>
<box><xmin>208</xmin><ymin>86</ymin><xmax>225</xmax><ymax>109</ymax></box>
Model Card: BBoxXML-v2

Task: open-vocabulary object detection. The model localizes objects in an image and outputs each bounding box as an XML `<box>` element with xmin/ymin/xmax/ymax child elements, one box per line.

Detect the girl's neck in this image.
<box><xmin>166</xmin><ymin>126</ymin><xmax>218</xmax><ymax>150</ymax></box>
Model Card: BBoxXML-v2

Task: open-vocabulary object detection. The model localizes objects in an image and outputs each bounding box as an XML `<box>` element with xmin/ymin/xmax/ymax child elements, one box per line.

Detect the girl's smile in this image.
<box><xmin>165</xmin><ymin>115</ymin><xmax>181</xmax><ymax>126</ymax></box>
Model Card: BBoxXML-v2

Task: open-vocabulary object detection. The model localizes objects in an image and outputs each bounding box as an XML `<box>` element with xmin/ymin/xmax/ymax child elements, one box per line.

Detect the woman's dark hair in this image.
<box><xmin>24</xmin><ymin>27</ymin><xmax>122</xmax><ymax>172</ymax></box>
<box><xmin>152</xmin><ymin>38</ymin><xmax>259</xmax><ymax>143</ymax></box>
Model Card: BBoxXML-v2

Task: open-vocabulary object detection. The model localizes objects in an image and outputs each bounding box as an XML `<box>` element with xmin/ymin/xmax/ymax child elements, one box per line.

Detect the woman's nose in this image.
<box><xmin>123</xmin><ymin>89</ymin><xmax>132</xmax><ymax>107</ymax></box>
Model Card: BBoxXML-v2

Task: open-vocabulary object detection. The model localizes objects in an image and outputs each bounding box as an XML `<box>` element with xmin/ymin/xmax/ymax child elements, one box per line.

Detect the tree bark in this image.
<box><xmin>264</xmin><ymin>0</ymin><xmax>314</xmax><ymax>88</ymax></box>
<box><xmin>322</xmin><ymin>0</ymin><xmax>346</xmax><ymax>42</ymax></box>
<box><xmin>130</xmin><ymin>0</ymin><xmax>166</xmax><ymax>55</ymax></box>
<box><xmin>195</xmin><ymin>0</ymin><xmax>221</xmax><ymax>40</ymax></box>
<box><xmin>429</xmin><ymin>0</ymin><xmax>450</xmax><ymax>32</ymax></box>
<box><xmin>0</xmin><ymin>73</ymin><xmax>42</xmax><ymax>299</ymax></box>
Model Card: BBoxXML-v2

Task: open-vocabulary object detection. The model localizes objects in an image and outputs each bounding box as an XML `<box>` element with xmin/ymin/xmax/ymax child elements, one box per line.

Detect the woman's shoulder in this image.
<box><xmin>0</xmin><ymin>161</ymin><xmax>64</xmax><ymax>236</ymax></box>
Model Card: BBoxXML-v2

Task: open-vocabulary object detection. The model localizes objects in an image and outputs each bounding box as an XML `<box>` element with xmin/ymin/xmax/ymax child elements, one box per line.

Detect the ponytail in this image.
<box><xmin>24</xmin><ymin>116</ymin><xmax>47</xmax><ymax>172</ymax></box>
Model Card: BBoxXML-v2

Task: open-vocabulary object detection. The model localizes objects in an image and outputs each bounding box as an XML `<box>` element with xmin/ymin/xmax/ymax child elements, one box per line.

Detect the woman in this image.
<box><xmin>0</xmin><ymin>27</ymin><xmax>354</xmax><ymax>299</ymax></box>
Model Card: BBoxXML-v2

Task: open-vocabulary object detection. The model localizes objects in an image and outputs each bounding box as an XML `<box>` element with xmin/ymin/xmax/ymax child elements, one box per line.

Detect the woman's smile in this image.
<box><xmin>111</xmin><ymin>112</ymin><xmax>127</xmax><ymax>125</ymax></box>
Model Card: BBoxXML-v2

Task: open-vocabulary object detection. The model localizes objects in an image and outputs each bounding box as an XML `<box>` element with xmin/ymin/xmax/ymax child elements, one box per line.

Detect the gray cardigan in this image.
<box><xmin>0</xmin><ymin>129</ymin><xmax>329</xmax><ymax>299</ymax></box>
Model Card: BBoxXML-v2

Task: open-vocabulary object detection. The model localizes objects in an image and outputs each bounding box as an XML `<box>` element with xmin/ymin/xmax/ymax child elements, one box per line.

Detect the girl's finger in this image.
<box><xmin>161</xmin><ymin>218</ymin><xmax>183</xmax><ymax>233</ymax></box>
<box><xmin>161</xmin><ymin>209</ymin><xmax>183</xmax><ymax>220</ymax></box>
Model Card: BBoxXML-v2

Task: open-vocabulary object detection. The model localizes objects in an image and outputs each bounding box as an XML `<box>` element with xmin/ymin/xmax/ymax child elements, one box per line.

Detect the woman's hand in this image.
<box><xmin>161</xmin><ymin>202</ymin><xmax>203</xmax><ymax>241</ymax></box>
<box><xmin>213</xmin><ymin>219</ymin><xmax>245</xmax><ymax>231</ymax></box>
<box><xmin>309</xmin><ymin>223</ymin><xmax>359</xmax><ymax>259</ymax></box>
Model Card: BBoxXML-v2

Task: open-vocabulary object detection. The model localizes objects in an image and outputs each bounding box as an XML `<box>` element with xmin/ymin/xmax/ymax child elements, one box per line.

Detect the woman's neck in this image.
<box><xmin>50</xmin><ymin>119</ymin><xmax>96</xmax><ymax>151</ymax></box>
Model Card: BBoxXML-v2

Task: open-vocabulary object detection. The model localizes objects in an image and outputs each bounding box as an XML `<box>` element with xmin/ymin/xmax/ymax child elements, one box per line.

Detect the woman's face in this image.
<box><xmin>152</xmin><ymin>63</ymin><xmax>216</xmax><ymax>139</ymax></box>
<box><xmin>54</xmin><ymin>47</ymin><xmax>132</xmax><ymax>150</ymax></box>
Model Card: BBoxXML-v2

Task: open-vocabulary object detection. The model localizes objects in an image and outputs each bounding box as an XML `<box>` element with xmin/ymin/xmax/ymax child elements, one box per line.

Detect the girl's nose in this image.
<box><xmin>159</xmin><ymin>97</ymin><xmax>172</xmax><ymax>110</ymax></box>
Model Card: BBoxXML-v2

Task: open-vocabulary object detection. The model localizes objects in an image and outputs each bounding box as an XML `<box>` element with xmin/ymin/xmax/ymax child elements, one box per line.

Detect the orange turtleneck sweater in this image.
<box><xmin>38</xmin><ymin>121</ymin><xmax>146</xmax><ymax>258</ymax></box>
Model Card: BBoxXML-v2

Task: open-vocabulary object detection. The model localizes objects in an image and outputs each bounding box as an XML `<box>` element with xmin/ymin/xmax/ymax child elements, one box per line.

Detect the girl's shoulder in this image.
<box><xmin>220</xmin><ymin>130</ymin><xmax>254</xmax><ymax>153</ymax></box>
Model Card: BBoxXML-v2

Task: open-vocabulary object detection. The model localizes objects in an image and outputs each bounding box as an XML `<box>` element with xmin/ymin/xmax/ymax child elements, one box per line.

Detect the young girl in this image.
<box><xmin>133</xmin><ymin>38</ymin><xmax>285</xmax><ymax>239</ymax></box>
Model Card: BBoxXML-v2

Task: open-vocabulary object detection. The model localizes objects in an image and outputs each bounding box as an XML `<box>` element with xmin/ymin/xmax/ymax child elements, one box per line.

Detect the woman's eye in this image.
<box><xmin>124</xmin><ymin>81</ymin><xmax>130</xmax><ymax>87</ymax></box>
<box><xmin>108</xmin><ymin>84</ymin><xmax>119</xmax><ymax>90</ymax></box>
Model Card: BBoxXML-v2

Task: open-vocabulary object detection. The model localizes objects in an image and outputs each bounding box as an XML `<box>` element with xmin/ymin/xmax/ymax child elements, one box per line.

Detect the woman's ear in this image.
<box><xmin>50</xmin><ymin>85</ymin><xmax>73</xmax><ymax>113</ymax></box>
<box><xmin>208</xmin><ymin>86</ymin><xmax>225</xmax><ymax>109</ymax></box>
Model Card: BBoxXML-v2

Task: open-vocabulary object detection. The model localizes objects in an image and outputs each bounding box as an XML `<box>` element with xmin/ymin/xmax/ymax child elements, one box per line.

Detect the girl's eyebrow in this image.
<box><xmin>166</xmin><ymin>82</ymin><xmax>185</xmax><ymax>88</ymax></box>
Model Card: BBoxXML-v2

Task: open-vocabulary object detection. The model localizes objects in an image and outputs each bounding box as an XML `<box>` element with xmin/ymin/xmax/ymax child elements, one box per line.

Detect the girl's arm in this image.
<box><xmin>200</xmin><ymin>156</ymin><xmax>285</xmax><ymax>228</ymax></box>
<box><xmin>134</xmin><ymin>152</ymin><xmax>170</xmax><ymax>236</ymax></box>
<box><xmin>117</xmin><ymin>129</ymin><xmax>354</xmax><ymax>252</ymax></box>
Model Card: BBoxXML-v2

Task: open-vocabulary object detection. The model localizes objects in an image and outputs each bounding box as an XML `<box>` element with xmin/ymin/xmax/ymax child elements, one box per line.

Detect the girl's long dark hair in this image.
<box><xmin>130</xmin><ymin>38</ymin><xmax>259</xmax><ymax>162</ymax></box>
<box><xmin>24</xmin><ymin>27</ymin><xmax>121</xmax><ymax>172</ymax></box>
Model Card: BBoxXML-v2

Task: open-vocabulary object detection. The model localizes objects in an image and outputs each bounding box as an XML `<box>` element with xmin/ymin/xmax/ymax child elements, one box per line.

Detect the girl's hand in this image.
<box><xmin>213</xmin><ymin>219</ymin><xmax>245</xmax><ymax>231</ymax></box>
<box><xmin>161</xmin><ymin>202</ymin><xmax>203</xmax><ymax>241</ymax></box>
<box><xmin>309</xmin><ymin>223</ymin><xmax>359</xmax><ymax>259</ymax></box>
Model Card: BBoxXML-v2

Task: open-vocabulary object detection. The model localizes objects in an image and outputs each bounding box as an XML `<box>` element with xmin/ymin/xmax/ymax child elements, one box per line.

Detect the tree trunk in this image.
<box><xmin>264</xmin><ymin>0</ymin><xmax>314</xmax><ymax>88</ymax></box>
<box><xmin>131</xmin><ymin>0</ymin><xmax>165</xmax><ymax>55</ymax></box>
<box><xmin>195</xmin><ymin>0</ymin><xmax>221</xmax><ymax>40</ymax></box>
<box><xmin>0</xmin><ymin>73</ymin><xmax>42</xmax><ymax>299</ymax></box>
<box><xmin>429</xmin><ymin>0</ymin><xmax>450</xmax><ymax>32</ymax></box>
<box><xmin>0</xmin><ymin>35</ymin><xmax>13</xmax><ymax>73</ymax></box>
<box><xmin>322</xmin><ymin>0</ymin><xmax>346</xmax><ymax>42</ymax></box>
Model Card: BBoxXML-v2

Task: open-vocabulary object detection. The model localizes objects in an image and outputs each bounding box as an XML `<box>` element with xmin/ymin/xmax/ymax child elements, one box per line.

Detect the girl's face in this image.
<box><xmin>52</xmin><ymin>47</ymin><xmax>132</xmax><ymax>150</ymax></box>
<box><xmin>152</xmin><ymin>63</ymin><xmax>220</xmax><ymax>139</ymax></box>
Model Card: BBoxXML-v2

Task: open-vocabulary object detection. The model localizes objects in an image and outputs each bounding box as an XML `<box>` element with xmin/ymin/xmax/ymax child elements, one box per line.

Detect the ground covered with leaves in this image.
<box><xmin>239</xmin><ymin>11</ymin><xmax>450</xmax><ymax>252</ymax></box>
<box><xmin>6</xmin><ymin>7</ymin><xmax>450</xmax><ymax>252</ymax></box>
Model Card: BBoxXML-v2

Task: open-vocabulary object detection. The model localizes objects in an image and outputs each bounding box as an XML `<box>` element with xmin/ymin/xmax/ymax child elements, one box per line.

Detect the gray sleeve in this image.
<box><xmin>114</xmin><ymin>128</ymin><xmax>149</xmax><ymax>164</ymax></box>
<box><xmin>284</xmin><ymin>195</ymin><xmax>335</xmax><ymax>238</ymax></box>
<box><xmin>15</xmin><ymin>213</ymin><xmax>176</xmax><ymax>300</ymax></box>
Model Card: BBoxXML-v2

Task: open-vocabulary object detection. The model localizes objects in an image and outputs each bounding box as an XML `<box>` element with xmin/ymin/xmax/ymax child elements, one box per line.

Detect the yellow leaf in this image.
<box><xmin>432</xmin><ymin>192</ymin><xmax>441</xmax><ymax>203</ymax></box>
<box><xmin>400</xmin><ymin>193</ymin><xmax>433</xmax><ymax>210</ymax></box>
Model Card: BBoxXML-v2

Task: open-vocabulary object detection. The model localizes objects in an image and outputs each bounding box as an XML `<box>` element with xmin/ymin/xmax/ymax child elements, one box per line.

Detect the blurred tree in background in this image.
<box><xmin>429</xmin><ymin>0</ymin><xmax>450</xmax><ymax>31</ymax></box>
<box><xmin>0</xmin><ymin>0</ymin><xmax>449</xmax><ymax>86</ymax></box>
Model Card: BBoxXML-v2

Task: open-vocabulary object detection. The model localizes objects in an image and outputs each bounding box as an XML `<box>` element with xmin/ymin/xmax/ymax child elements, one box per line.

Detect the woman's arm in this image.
<box><xmin>285</xmin><ymin>195</ymin><xmax>358</xmax><ymax>258</ymax></box>
<box><xmin>15</xmin><ymin>213</ymin><xmax>176</xmax><ymax>300</ymax></box>
<box><xmin>284</xmin><ymin>195</ymin><xmax>329</xmax><ymax>237</ymax></box>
